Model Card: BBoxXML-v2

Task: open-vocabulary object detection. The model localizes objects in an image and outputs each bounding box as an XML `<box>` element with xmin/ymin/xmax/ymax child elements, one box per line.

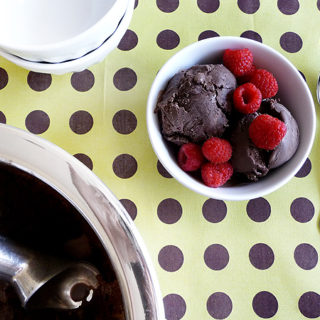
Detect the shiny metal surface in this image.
<box><xmin>0</xmin><ymin>236</ymin><xmax>99</xmax><ymax>309</ymax></box>
<box><xmin>317</xmin><ymin>74</ymin><xmax>320</xmax><ymax>104</ymax></box>
<box><xmin>0</xmin><ymin>124</ymin><xmax>165</xmax><ymax>319</ymax></box>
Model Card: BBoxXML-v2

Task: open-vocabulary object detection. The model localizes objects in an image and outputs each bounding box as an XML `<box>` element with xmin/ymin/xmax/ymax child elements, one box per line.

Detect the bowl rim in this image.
<box><xmin>0</xmin><ymin>0</ymin><xmax>128</xmax><ymax>54</ymax></box>
<box><xmin>0</xmin><ymin>0</ymin><xmax>134</xmax><ymax>74</ymax></box>
<box><xmin>0</xmin><ymin>122</ymin><xmax>166</xmax><ymax>320</ymax></box>
<box><xmin>147</xmin><ymin>36</ymin><xmax>316</xmax><ymax>201</ymax></box>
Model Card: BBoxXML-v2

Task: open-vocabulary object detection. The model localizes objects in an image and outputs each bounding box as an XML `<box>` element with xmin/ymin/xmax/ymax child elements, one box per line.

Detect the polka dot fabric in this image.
<box><xmin>0</xmin><ymin>1</ymin><xmax>319</xmax><ymax>319</ymax></box>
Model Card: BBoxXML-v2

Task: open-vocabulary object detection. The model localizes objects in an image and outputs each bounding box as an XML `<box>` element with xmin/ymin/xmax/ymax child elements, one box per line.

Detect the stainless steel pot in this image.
<box><xmin>0</xmin><ymin>123</ymin><xmax>165</xmax><ymax>320</ymax></box>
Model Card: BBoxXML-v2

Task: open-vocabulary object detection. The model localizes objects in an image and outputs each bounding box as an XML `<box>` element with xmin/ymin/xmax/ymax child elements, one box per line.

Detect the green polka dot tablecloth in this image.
<box><xmin>0</xmin><ymin>1</ymin><xmax>320</xmax><ymax>319</ymax></box>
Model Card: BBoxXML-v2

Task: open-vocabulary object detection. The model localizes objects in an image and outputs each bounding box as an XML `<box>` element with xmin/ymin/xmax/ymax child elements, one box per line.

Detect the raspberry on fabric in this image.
<box><xmin>202</xmin><ymin>137</ymin><xmax>232</xmax><ymax>163</ymax></box>
<box><xmin>201</xmin><ymin>162</ymin><xmax>233</xmax><ymax>188</ymax></box>
<box><xmin>249</xmin><ymin>114</ymin><xmax>287</xmax><ymax>150</ymax></box>
<box><xmin>250</xmin><ymin>69</ymin><xmax>278</xmax><ymax>99</ymax></box>
<box><xmin>223</xmin><ymin>48</ymin><xmax>254</xmax><ymax>77</ymax></box>
<box><xmin>237</xmin><ymin>64</ymin><xmax>256</xmax><ymax>84</ymax></box>
<box><xmin>233</xmin><ymin>82</ymin><xmax>262</xmax><ymax>114</ymax></box>
<box><xmin>178</xmin><ymin>143</ymin><xmax>204</xmax><ymax>172</ymax></box>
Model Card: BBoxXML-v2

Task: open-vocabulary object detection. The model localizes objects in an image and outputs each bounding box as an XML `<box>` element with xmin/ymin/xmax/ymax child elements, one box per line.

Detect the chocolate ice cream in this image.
<box><xmin>156</xmin><ymin>64</ymin><xmax>237</xmax><ymax>145</ymax></box>
<box><xmin>230</xmin><ymin>98</ymin><xmax>299</xmax><ymax>181</ymax></box>
<box><xmin>262</xmin><ymin>99</ymin><xmax>299</xmax><ymax>169</ymax></box>
<box><xmin>230</xmin><ymin>112</ymin><xmax>268</xmax><ymax>181</ymax></box>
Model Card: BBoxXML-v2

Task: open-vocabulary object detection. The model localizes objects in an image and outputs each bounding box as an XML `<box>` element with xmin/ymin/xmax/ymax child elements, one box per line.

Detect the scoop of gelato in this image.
<box><xmin>230</xmin><ymin>98</ymin><xmax>299</xmax><ymax>181</ymax></box>
<box><xmin>155</xmin><ymin>64</ymin><xmax>237</xmax><ymax>145</ymax></box>
<box><xmin>261</xmin><ymin>99</ymin><xmax>299</xmax><ymax>169</ymax></box>
<box><xmin>230</xmin><ymin>112</ymin><xmax>269</xmax><ymax>181</ymax></box>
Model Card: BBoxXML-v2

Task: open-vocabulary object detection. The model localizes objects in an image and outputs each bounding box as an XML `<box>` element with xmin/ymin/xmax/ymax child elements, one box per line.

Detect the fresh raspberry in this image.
<box><xmin>249</xmin><ymin>114</ymin><xmax>287</xmax><ymax>150</ymax></box>
<box><xmin>223</xmin><ymin>48</ymin><xmax>254</xmax><ymax>77</ymax></box>
<box><xmin>233</xmin><ymin>83</ymin><xmax>262</xmax><ymax>114</ymax></box>
<box><xmin>202</xmin><ymin>137</ymin><xmax>232</xmax><ymax>164</ymax></box>
<box><xmin>178</xmin><ymin>143</ymin><xmax>204</xmax><ymax>172</ymax></box>
<box><xmin>250</xmin><ymin>69</ymin><xmax>278</xmax><ymax>99</ymax></box>
<box><xmin>201</xmin><ymin>162</ymin><xmax>233</xmax><ymax>188</ymax></box>
<box><xmin>237</xmin><ymin>64</ymin><xmax>256</xmax><ymax>84</ymax></box>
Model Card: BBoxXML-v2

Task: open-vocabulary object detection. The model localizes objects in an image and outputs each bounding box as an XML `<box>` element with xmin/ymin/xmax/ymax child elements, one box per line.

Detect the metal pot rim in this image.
<box><xmin>0</xmin><ymin>123</ymin><xmax>165</xmax><ymax>320</ymax></box>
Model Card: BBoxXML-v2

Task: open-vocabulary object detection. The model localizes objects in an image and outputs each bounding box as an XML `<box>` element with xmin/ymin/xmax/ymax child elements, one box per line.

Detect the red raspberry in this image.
<box><xmin>237</xmin><ymin>64</ymin><xmax>256</xmax><ymax>84</ymax></box>
<box><xmin>250</xmin><ymin>69</ymin><xmax>278</xmax><ymax>99</ymax></box>
<box><xmin>202</xmin><ymin>137</ymin><xmax>232</xmax><ymax>163</ymax></box>
<box><xmin>233</xmin><ymin>83</ymin><xmax>262</xmax><ymax>114</ymax></box>
<box><xmin>201</xmin><ymin>162</ymin><xmax>233</xmax><ymax>188</ymax></box>
<box><xmin>178</xmin><ymin>143</ymin><xmax>204</xmax><ymax>172</ymax></box>
<box><xmin>249</xmin><ymin>114</ymin><xmax>287</xmax><ymax>150</ymax></box>
<box><xmin>223</xmin><ymin>48</ymin><xmax>253</xmax><ymax>77</ymax></box>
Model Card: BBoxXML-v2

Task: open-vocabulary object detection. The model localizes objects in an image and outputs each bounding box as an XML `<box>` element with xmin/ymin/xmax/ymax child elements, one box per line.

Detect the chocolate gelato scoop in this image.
<box><xmin>230</xmin><ymin>113</ymin><xmax>269</xmax><ymax>182</ymax></box>
<box><xmin>262</xmin><ymin>99</ymin><xmax>299</xmax><ymax>169</ymax></box>
<box><xmin>230</xmin><ymin>99</ymin><xmax>299</xmax><ymax>181</ymax></box>
<box><xmin>156</xmin><ymin>64</ymin><xmax>237</xmax><ymax>145</ymax></box>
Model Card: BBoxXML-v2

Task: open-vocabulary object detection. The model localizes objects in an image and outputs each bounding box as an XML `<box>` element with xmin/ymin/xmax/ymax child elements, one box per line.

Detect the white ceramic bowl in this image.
<box><xmin>0</xmin><ymin>0</ymin><xmax>134</xmax><ymax>75</ymax></box>
<box><xmin>147</xmin><ymin>36</ymin><xmax>316</xmax><ymax>201</ymax></box>
<box><xmin>0</xmin><ymin>0</ymin><xmax>128</xmax><ymax>62</ymax></box>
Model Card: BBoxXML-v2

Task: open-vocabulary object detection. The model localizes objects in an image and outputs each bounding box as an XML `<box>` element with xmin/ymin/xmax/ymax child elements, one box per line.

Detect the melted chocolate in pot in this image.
<box><xmin>0</xmin><ymin>162</ymin><xmax>125</xmax><ymax>319</ymax></box>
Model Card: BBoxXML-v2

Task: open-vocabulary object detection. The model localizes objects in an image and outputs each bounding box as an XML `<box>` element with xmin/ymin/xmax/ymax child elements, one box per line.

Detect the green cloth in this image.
<box><xmin>0</xmin><ymin>0</ymin><xmax>319</xmax><ymax>318</ymax></box>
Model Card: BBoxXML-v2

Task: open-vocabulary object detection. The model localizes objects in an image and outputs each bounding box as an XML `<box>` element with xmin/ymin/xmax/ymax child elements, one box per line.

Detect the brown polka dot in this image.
<box><xmin>278</xmin><ymin>0</ymin><xmax>299</xmax><ymax>15</ymax></box>
<box><xmin>25</xmin><ymin>110</ymin><xmax>50</xmax><ymax>134</ymax></box>
<box><xmin>247</xmin><ymin>198</ymin><xmax>271</xmax><ymax>222</ymax></box>
<box><xmin>157</xmin><ymin>160</ymin><xmax>172</xmax><ymax>178</ymax></box>
<box><xmin>202</xmin><ymin>199</ymin><xmax>227</xmax><ymax>223</ymax></box>
<box><xmin>156</xmin><ymin>0</ymin><xmax>179</xmax><ymax>12</ymax></box>
<box><xmin>71</xmin><ymin>70</ymin><xmax>95</xmax><ymax>92</ymax></box>
<box><xmin>112</xmin><ymin>154</ymin><xmax>137</xmax><ymax>179</ymax></box>
<box><xmin>238</xmin><ymin>0</ymin><xmax>260</xmax><ymax>13</ymax></box>
<box><xmin>158</xmin><ymin>245</ymin><xmax>184</xmax><ymax>272</ymax></box>
<box><xmin>252</xmin><ymin>292</ymin><xmax>278</xmax><ymax>318</ymax></box>
<box><xmin>134</xmin><ymin>0</ymin><xmax>138</xmax><ymax>9</ymax></box>
<box><xmin>207</xmin><ymin>292</ymin><xmax>233</xmax><ymax>319</ymax></box>
<box><xmin>163</xmin><ymin>294</ymin><xmax>186</xmax><ymax>320</ymax></box>
<box><xmin>290</xmin><ymin>197</ymin><xmax>314</xmax><ymax>223</ymax></box>
<box><xmin>280</xmin><ymin>32</ymin><xmax>303</xmax><ymax>53</ymax></box>
<box><xmin>240</xmin><ymin>30</ymin><xmax>262</xmax><ymax>42</ymax></box>
<box><xmin>0</xmin><ymin>111</ymin><xmax>6</xmax><ymax>124</ymax></box>
<box><xmin>0</xmin><ymin>68</ymin><xmax>8</xmax><ymax>90</ymax></box>
<box><xmin>113</xmin><ymin>68</ymin><xmax>137</xmax><ymax>91</ymax></box>
<box><xmin>197</xmin><ymin>0</ymin><xmax>220</xmax><ymax>13</ymax></box>
<box><xmin>294</xmin><ymin>243</ymin><xmax>318</xmax><ymax>270</ymax></box>
<box><xmin>295</xmin><ymin>158</ymin><xmax>311</xmax><ymax>178</ymax></box>
<box><xmin>249</xmin><ymin>243</ymin><xmax>274</xmax><ymax>270</ymax></box>
<box><xmin>157</xmin><ymin>198</ymin><xmax>182</xmax><ymax>224</ymax></box>
<box><xmin>204</xmin><ymin>244</ymin><xmax>229</xmax><ymax>270</ymax></box>
<box><xmin>299</xmin><ymin>292</ymin><xmax>320</xmax><ymax>318</ymax></box>
<box><xmin>112</xmin><ymin>110</ymin><xmax>137</xmax><ymax>134</ymax></box>
<box><xmin>198</xmin><ymin>30</ymin><xmax>220</xmax><ymax>41</ymax></box>
<box><xmin>120</xmin><ymin>199</ymin><xmax>137</xmax><ymax>220</ymax></box>
<box><xmin>118</xmin><ymin>30</ymin><xmax>138</xmax><ymax>51</ymax></box>
<box><xmin>69</xmin><ymin>110</ymin><xmax>93</xmax><ymax>134</ymax></box>
<box><xmin>73</xmin><ymin>153</ymin><xmax>93</xmax><ymax>170</ymax></box>
<box><xmin>156</xmin><ymin>30</ymin><xmax>180</xmax><ymax>50</ymax></box>
<box><xmin>27</xmin><ymin>72</ymin><xmax>52</xmax><ymax>91</ymax></box>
